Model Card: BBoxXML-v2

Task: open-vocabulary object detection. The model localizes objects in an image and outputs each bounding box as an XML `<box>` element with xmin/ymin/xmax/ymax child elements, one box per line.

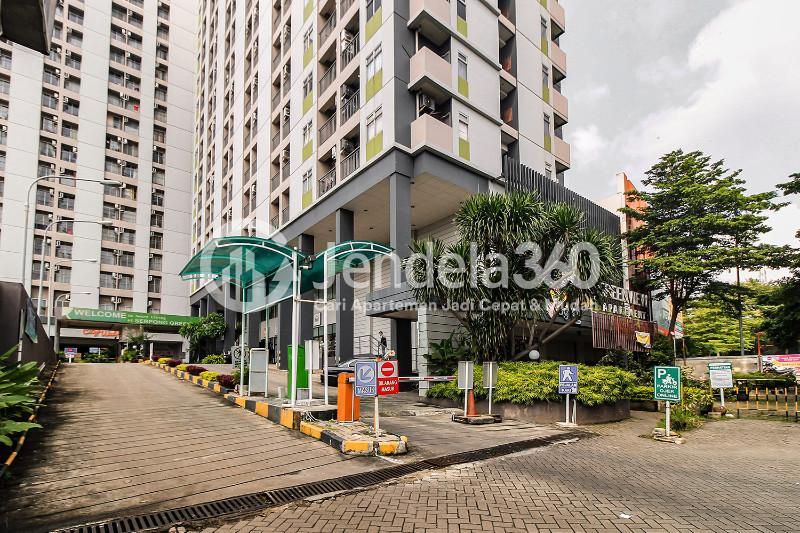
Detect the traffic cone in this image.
<box><xmin>467</xmin><ymin>389</ymin><xmax>477</xmax><ymax>416</ymax></box>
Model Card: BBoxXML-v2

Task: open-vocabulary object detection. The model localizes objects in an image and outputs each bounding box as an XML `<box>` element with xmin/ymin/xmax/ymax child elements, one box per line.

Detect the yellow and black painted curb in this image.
<box><xmin>146</xmin><ymin>361</ymin><xmax>408</xmax><ymax>456</ymax></box>
<box><xmin>1</xmin><ymin>360</ymin><xmax>60</xmax><ymax>477</ymax></box>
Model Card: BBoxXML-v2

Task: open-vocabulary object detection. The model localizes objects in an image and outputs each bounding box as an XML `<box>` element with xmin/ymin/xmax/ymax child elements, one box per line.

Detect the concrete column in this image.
<box><xmin>278</xmin><ymin>298</ymin><xmax>292</xmax><ymax>370</ymax></box>
<box><xmin>298</xmin><ymin>233</ymin><xmax>315</xmax><ymax>348</ymax></box>
<box><xmin>335</xmin><ymin>209</ymin><xmax>354</xmax><ymax>362</ymax></box>
<box><xmin>389</xmin><ymin>173</ymin><xmax>413</xmax><ymax>374</ymax></box>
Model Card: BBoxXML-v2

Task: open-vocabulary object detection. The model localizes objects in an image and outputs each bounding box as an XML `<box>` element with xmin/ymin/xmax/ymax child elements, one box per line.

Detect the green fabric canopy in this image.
<box><xmin>180</xmin><ymin>236</ymin><xmax>393</xmax><ymax>310</ymax></box>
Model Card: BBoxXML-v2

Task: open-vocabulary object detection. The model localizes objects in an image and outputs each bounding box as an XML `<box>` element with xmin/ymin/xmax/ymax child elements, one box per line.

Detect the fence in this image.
<box><xmin>735</xmin><ymin>386</ymin><xmax>798</xmax><ymax>421</ymax></box>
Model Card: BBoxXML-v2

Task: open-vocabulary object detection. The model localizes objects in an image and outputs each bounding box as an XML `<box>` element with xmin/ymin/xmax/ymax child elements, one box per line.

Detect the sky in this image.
<box><xmin>560</xmin><ymin>0</ymin><xmax>800</xmax><ymax>259</ymax></box>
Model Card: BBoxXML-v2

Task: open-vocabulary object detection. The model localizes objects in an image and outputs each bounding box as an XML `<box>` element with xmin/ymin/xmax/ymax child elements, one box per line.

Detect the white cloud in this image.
<box><xmin>635</xmin><ymin>55</ymin><xmax>686</xmax><ymax>84</ymax></box>
<box><xmin>571</xmin><ymin>124</ymin><xmax>608</xmax><ymax>164</ymax></box>
<box><xmin>574</xmin><ymin>83</ymin><xmax>610</xmax><ymax>103</ymax></box>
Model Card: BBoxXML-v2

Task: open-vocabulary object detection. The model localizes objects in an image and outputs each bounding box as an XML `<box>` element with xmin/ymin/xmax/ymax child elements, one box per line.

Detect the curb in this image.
<box><xmin>146</xmin><ymin>361</ymin><xmax>407</xmax><ymax>455</ymax></box>
<box><xmin>1</xmin><ymin>360</ymin><xmax>60</xmax><ymax>478</ymax></box>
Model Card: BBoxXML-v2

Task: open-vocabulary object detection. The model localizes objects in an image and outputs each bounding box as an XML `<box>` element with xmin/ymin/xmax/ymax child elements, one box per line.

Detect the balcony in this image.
<box><xmin>319</xmin><ymin>61</ymin><xmax>336</xmax><ymax>94</ymax></box>
<box><xmin>411</xmin><ymin>113</ymin><xmax>452</xmax><ymax>154</ymax></box>
<box><xmin>550</xmin><ymin>41</ymin><xmax>567</xmax><ymax>79</ymax></box>
<box><xmin>340</xmin><ymin>33</ymin><xmax>360</xmax><ymax>69</ymax></box>
<box><xmin>552</xmin><ymin>88</ymin><xmax>568</xmax><ymax>124</ymax></box>
<box><xmin>409</xmin><ymin>47</ymin><xmax>451</xmax><ymax>98</ymax></box>
<box><xmin>319</xmin><ymin>114</ymin><xmax>337</xmax><ymax>144</ymax></box>
<box><xmin>340</xmin><ymin>147</ymin><xmax>360</xmax><ymax>179</ymax></box>
<box><xmin>281</xmin><ymin>206</ymin><xmax>289</xmax><ymax>224</ymax></box>
<box><xmin>340</xmin><ymin>89</ymin><xmax>360</xmax><ymax>123</ymax></box>
<box><xmin>408</xmin><ymin>0</ymin><xmax>451</xmax><ymax>46</ymax></box>
<box><xmin>319</xmin><ymin>13</ymin><xmax>336</xmax><ymax>45</ymax></box>
<box><xmin>550</xmin><ymin>1</ymin><xmax>565</xmax><ymax>36</ymax></box>
<box><xmin>318</xmin><ymin>167</ymin><xmax>336</xmax><ymax>196</ymax></box>
<box><xmin>271</xmin><ymin>172</ymin><xmax>280</xmax><ymax>191</ymax></box>
<box><xmin>553</xmin><ymin>136</ymin><xmax>570</xmax><ymax>169</ymax></box>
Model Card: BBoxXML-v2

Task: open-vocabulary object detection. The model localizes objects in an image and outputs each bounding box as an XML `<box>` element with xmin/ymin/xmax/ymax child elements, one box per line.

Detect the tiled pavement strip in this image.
<box><xmin>194</xmin><ymin>413</ymin><xmax>800</xmax><ymax>533</ymax></box>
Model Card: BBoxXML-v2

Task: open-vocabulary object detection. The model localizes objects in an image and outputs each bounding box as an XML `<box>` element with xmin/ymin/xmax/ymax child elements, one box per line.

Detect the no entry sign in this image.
<box><xmin>377</xmin><ymin>360</ymin><xmax>398</xmax><ymax>396</ymax></box>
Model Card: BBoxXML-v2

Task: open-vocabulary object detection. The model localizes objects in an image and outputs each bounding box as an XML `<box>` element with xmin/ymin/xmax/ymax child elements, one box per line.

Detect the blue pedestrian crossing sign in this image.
<box><xmin>558</xmin><ymin>364</ymin><xmax>578</xmax><ymax>394</ymax></box>
<box><xmin>354</xmin><ymin>360</ymin><xmax>377</xmax><ymax>397</ymax></box>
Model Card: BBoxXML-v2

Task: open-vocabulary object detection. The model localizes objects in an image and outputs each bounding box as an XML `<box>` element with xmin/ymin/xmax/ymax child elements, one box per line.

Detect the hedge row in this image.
<box><xmin>427</xmin><ymin>361</ymin><xmax>637</xmax><ymax>407</ymax></box>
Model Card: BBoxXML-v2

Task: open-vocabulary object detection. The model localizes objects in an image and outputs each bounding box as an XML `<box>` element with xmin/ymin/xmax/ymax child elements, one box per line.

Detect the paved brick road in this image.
<box><xmin>195</xmin><ymin>413</ymin><xmax>800</xmax><ymax>533</ymax></box>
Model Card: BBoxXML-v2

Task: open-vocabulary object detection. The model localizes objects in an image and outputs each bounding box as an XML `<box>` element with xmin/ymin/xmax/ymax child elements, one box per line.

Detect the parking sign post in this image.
<box><xmin>558</xmin><ymin>364</ymin><xmax>578</xmax><ymax>426</ymax></box>
<box><xmin>654</xmin><ymin>366</ymin><xmax>682</xmax><ymax>437</ymax></box>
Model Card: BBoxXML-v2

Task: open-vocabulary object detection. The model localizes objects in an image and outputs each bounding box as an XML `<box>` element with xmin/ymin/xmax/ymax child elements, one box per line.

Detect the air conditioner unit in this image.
<box><xmin>147</xmin><ymin>300</ymin><xmax>153</xmax><ymax>306</ymax></box>
<box><xmin>49</xmin><ymin>163</ymin><xmax>57</xmax><ymax>170</ymax></box>
<box><xmin>64</xmin><ymin>50</ymin><xmax>71</xmax><ymax>57</ymax></box>
<box><xmin>331</xmin><ymin>146</ymin><xmax>337</xmax><ymax>160</ymax></box>
<box><xmin>53</xmin><ymin>264</ymin><xmax>60</xmax><ymax>271</ymax></box>
<box><xmin>114</xmin><ymin>227</ymin><xmax>123</xmax><ymax>233</ymax></box>
<box><xmin>54</xmin><ymin>68</ymin><xmax>61</xmax><ymax>75</ymax></box>
<box><xmin>71</xmin><ymin>146</ymin><xmax>78</xmax><ymax>153</ymax></box>
<box><xmin>63</xmin><ymin>96</ymin><xmax>69</xmax><ymax>103</ymax></box>
<box><xmin>281</xmin><ymin>148</ymin><xmax>289</xmax><ymax>161</ymax></box>
<box><xmin>66</xmin><ymin>27</ymin><xmax>72</xmax><ymax>34</ymax></box>
<box><xmin>113</xmin><ymin>249</ymin><xmax>122</xmax><ymax>256</ymax></box>
<box><xmin>282</xmin><ymin>107</ymin><xmax>290</xmax><ymax>120</ymax></box>
<box><xmin>64</xmin><ymin>73</ymin><xmax>70</xmax><ymax>80</ymax></box>
<box><xmin>114</xmin><ymin>203</ymin><xmax>121</xmax><ymax>209</ymax></box>
<box><xmin>151</xmin><ymin>209</ymin><xmax>158</xmax><ymax>215</ymax></box>
<box><xmin>252</xmin><ymin>111</ymin><xmax>258</xmax><ymax>121</ymax></box>
<box><xmin>418</xmin><ymin>93</ymin><xmax>436</xmax><ymax>113</ymax></box>
<box><xmin>282</xmin><ymin>64</ymin><xmax>290</xmax><ymax>77</ymax></box>
<box><xmin>148</xmin><ymin>275</ymin><xmax>153</xmax><ymax>281</ymax></box>
<box><xmin>112</xmin><ymin>272</ymin><xmax>121</xmax><ymax>279</ymax></box>
<box><xmin>121</xmin><ymin>28</ymin><xmax>128</xmax><ymax>36</ymax></box>
<box><xmin>58</xmin><ymin>167</ymin><xmax>66</xmax><ymax>173</ymax></box>
<box><xmin>116</xmin><ymin>159</ymin><xmax>123</xmax><ymax>165</ymax></box>
<box><xmin>122</xmin><ymin>117</ymin><xmax>129</xmax><ymax>123</ymax></box>
<box><xmin>111</xmin><ymin>295</ymin><xmax>122</xmax><ymax>303</ymax></box>
<box><xmin>58</xmin><ymin>192</ymin><xmax>64</xmax><ymax>198</ymax></box>
<box><xmin>341</xmin><ymin>85</ymin><xmax>354</xmax><ymax>101</ymax></box>
<box><xmin>154</xmin><ymin>81</ymin><xmax>160</xmax><ymax>88</ymax></box>
<box><xmin>1</xmin><ymin>125</ymin><xmax>7</xmax><ymax>132</ymax></box>
<box><xmin>121</xmin><ymin>138</ymin><xmax>127</xmax><ymax>144</ymax></box>
<box><xmin>340</xmin><ymin>138</ymin><xmax>354</xmax><ymax>153</ymax></box>
<box><xmin>52</xmin><ymin>115</ymin><xmax>58</xmax><ymax>122</ymax></box>
<box><xmin>148</xmin><ymin>252</ymin><xmax>154</xmax><ymax>259</ymax></box>
<box><xmin>55</xmin><ymin>240</ymin><xmax>62</xmax><ymax>246</ymax></box>
<box><xmin>51</xmin><ymin>139</ymin><xmax>58</xmax><ymax>146</ymax></box>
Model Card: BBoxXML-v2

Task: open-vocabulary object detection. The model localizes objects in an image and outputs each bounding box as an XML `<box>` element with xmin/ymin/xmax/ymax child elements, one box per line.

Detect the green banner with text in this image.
<box><xmin>61</xmin><ymin>308</ymin><xmax>198</xmax><ymax>327</ymax></box>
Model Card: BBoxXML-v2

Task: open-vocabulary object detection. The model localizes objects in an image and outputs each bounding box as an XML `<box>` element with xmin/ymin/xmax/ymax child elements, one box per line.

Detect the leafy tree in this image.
<box><xmin>426</xmin><ymin>333</ymin><xmax>472</xmax><ymax>376</ymax></box>
<box><xmin>759</xmin><ymin>274</ymin><xmax>800</xmax><ymax>352</ymax></box>
<box><xmin>179</xmin><ymin>313</ymin><xmax>226</xmax><ymax>360</ymax></box>
<box><xmin>777</xmin><ymin>172</ymin><xmax>800</xmax><ymax>196</ymax></box>
<box><xmin>406</xmin><ymin>192</ymin><xmax>621</xmax><ymax>361</ymax></box>
<box><xmin>124</xmin><ymin>330</ymin><xmax>152</xmax><ymax>359</ymax></box>
<box><xmin>622</xmin><ymin>150</ymin><xmax>788</xmax><ymax>342</ymax></box>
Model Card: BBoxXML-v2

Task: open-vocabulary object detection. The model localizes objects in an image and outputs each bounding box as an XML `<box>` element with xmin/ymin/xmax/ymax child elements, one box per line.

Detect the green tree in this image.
<box><xmin>179</xmin><ymin>313</ymin><xmax>226</xmax><ymax>360</ymax></box>
<box><xmin>759</xmin><ymin>274</ymin><xmax>800</xmax><ymax>352</ymax></box>
<box><xmin>622</xmin><ymin>150</ymin><xmax>788</xmax><ymax>343</ymax></box>
<box><xmin>406</xmin><ymin>192</ymin><xmax>621</xmax><ymax>361</ymax></box>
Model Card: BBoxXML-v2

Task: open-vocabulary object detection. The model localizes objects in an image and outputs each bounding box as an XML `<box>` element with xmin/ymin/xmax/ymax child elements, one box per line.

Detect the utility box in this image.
<box><xmin>337</xmin><ymin>372</ymin><xmax>360</xmax><ymax>421</ymax></box>
<box><xmin>287</xmin><ymin>345</ymin><xmax>308</xmax><ymax>400</ymax></box>
<box><xmin>249</xmin><ymin>348</ymin><xmax>268</xmax><ymax>395</ymax></box>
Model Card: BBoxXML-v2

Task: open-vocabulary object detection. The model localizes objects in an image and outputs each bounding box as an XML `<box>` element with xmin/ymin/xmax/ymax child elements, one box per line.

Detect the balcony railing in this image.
<box><xmin>319</xmin><ymin>61</ymin><xmax>336</xmax><ymax>93</ymax></box>
<box><xmin>340</xmin><ymin>147</ymin><xmax>359</xmax><ymax>179</ymax></box>
<box><xmin>319</xmin><ymin>13</ymin><xmax>336</xmax><ymax>43</ymax></box>
<box><xmin>282</xmin><ymin>163</ymin><xmax>290</xmax><ymax>179</ymax></box>
<box><xmin>340</xmin><ymin>33</ymin><xmax>359</xmax><ymax>68</ymax></box>
<box><xmin>272</xmin><ymin>89</ymin><xmax>280</xmax><ymax>110</ymax></box>
<box><xmin>318</xmin><ymin>114</ymin><xmax>336</xmax><ymax>144</ymax></box>
<box><xmin>271</xmin><ymin>172</ymin><xmax>280</xmax><ymax>191</ymax></box>
<box><xmin>271</xmin><ymin>130</ymin><xmax>280</xmax><ymax>150</ymax></box>
<box><xmin>281</xmin><ymin>206</ymin><xmax>289</xmax><ymax>224</ymax></box>
<box><xmin>270</xmin><ymin>215</ymin><xmax>279</xmax><ymax>230</ymax></box>
<box><xmin>318</xmin><ymin>167</ymin><xmax>336</xmax><ymax>196</ymax></box>
<box><xmin>340</xmin><ymin>89</ymin><xmax>359</xmax><ymax>123</ymax></box>
<box><xmin>340</xmin><ymin>0</ymin><xmax>355</xmax><ymax>13</ymax></box>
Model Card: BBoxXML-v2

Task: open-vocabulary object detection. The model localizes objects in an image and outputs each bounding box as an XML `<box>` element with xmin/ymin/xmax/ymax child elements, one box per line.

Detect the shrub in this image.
<box><xmin>185</xmin><ymin>365</ymin><xmax>207</xmax><ymax>376</ymax></box>
<box><xmin>683</xmin><ymin>386</ymin><xmax>714</xmax><ymax>414</ymax></box>
<box><xmin>667</xmin><ymin>404</ymin><xmax>703</xmax><ymax>431</ymax></box>
<box><xmin>232</xmin><ymin>367</ymin><xmax>249</xmax><ymax>386</ymax></box>
<box><xmin>201</xmin><ymin>354</ymin><xmax>226</xmax><ymax>365</ymax></box>
<box><xmin>199</xmin><ymin>371</ymin><xmax>219</xmax><ymax>382</ymax></box>
<box><xmin>627</xmin><ymin>384</ymin><xmax>654</xmax><ymax>401</ymax></box>
<box><xmin>166</xmin><ymin>359</ymin><xmax>182</xmax><ymax>368</ymax></box>
<box><xmin>176</xmin><ymin>364</ymin><xmax>189</xmax><ymax>372</ymax></box>
<box><xmin>217</xmin><ymin>374</ymin><xmax>236</xmax><ymax>389</ymax></box>
<box><xmin>82</xmin><ymin>352</ymin><xmax>108</xmax><ymax>363</ymax></box>
<box><xmin>120</xmin><ymin>350</ymin><xmax>137</xmax><ymax>363</ymax></box>
<box><xmin>427</xmin><ymin>361</ymin><xmax>636</xmax><ymax>407</ymax></box>
<box><xmin>0</xmin><ymin>344</ymin><xmax>42</xmax><ymax>446</ymax></box>
<box><xmin>158</xmin><ymin>357</ymin><xmax>171</xmax><ymax>364</ymax></box>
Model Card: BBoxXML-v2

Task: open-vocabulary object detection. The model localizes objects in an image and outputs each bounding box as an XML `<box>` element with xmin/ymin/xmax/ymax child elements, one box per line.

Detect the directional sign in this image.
<box><xmin>654</xmin><ymin>366</ymin><xmax>681</xmax><ymax>402</ymax></box>
<box><xmin>558</xmin><ymin>364</ymin><xmax>578</xmax><ymax>395</ymax></box>
<box><xmin>354</xmin><ymin>360</ymin><xmax>377</xmax><ymax>397</ymax></box>
<box><xmin>377</xmin><ymin>360</ymin><xmax>399</xmax><ymax>396</ymax></box>
<box><xmin>708</xmin><ymin>362</ymin><xmax>733</xmax><ymax>389</ymax></box>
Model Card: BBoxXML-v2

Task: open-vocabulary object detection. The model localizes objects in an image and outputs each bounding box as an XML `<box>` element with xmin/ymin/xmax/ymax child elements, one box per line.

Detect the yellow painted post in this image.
<box><xmin>756</xmin><ymin>387</ymin><xmax>760</xmax><ymax>411</ymax></box>
<box><xmin>735</xmin><ymin>387</ymin><xmax>740</xmax><ymax>411</ymax></box>
<box><xmin>795</xmin><ymin>386</ymin><xmax>798</xmax><ymax>420</ymax></box>
<box><xmin>785</xmin><ymin>388</ymin><xmax>789</xmax><ymax>418</ymax></box>
<box><xmin>775</xmin><ymin>387</ymin><xmax>779</xmax><ymax>412</ymax></box>
<box><xmin>746</xmin><ymin>387</ymin><xmax>750</xmax><ymax>410</ymax></box>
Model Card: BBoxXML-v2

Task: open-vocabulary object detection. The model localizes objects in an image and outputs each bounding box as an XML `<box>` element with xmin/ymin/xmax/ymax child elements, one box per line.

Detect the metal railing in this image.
<box><xmin>340</xmin><ymin>89</ymin><xmax>359</xmax><ymax>123</ymax></box>
<box><xmin>340</xmin><ymin>147</ymin><xmax>359</xmax><ymax>179</ymax></box>
<box><xmin>271</xmin><ymin>130</ymin><xmax>280</xmax><ymax>150</ymax></box>
<box><xmin>271</xmin><ymin>172</ymin><xmax>280</xmax><ymax>191</ymax></box>
<box><xmin>282</xmin><ymin>162</ymin><xmax>290</xmax><ymax>179</ymax></box>
<box><xmin>340</xmin><ymin>32</ymin><xmax>359</xmax><ymax>68</ymax></box>
<box><xmin>319</xmin><ymin>61</ymin><xmax>336</xmax><ymax>93</ymax></box>
<box><xmin>318</xmin><ymin>113</ymin><xmax>337</xmax><ymax>144</ymax></box>
<box><xmin>736</xmin><ymin>385</ymin><xmax>798</xmax><ymax>421</ymax></box>
<box><xmin>340</xmin><ymin>0</ymin><xmax>355</xmax><ymax>14</ymax></box>
<box><xmin>281</xmin><ymin>206</ymin><xmax>289</xmax><ymax>224</ymax></box>
<box><xmin>318</xmin><ymin>167</ymin><xmax>336</xmax><ymax>196</ymax></box>
<box><xmin>319</xmin><ymin>13</ymin><xmax>336</xmax><ymax>43</ymax></box>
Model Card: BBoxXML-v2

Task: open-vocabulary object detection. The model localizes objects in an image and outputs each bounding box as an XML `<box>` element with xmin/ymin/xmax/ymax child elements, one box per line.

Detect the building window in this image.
<box><xmin>457</xmin><ymin>0</ymin><xmax>466</xmax><ymax>20</ymax></box>
<box><xmin>458</xmin><ymin>113</ymin><xmax>470</xmax><ymax>160</ymax></box>
<box><xmin>366</xmin><ymin>0</ymin><xmax>382</xmax><ymax>19</ymax></box>
<box><xmin>366</xmin><ymin>45</ymin><xmax>383</xmax><ymax>100</ymax></box>
<box><xmin>365</xmin><ymin>107</ymin><xmax>383</xmax><ymax>160</ymax></box>
<box><xmin>148</xmin><ymin>276</ymin><xmax>161</xmax><ymax>293</ymax></box>
<box><xmin>542</xmin><ymin>65</ymin><xmax>549</xmax><ymax>87</ymax></box>
<box><xmin>457</xmin><ymin>53</ymin><xmax>468</xmax><ymax>96</ymax></box>
<box><xmin>149</xmin><ymin>254</ymin><xmax>163</xmax><ymax>271</ymax></box>
<box><xmin>303</xmin><ymin>74</ymin><xmax>313</xmax><ymax>98</ymax></box>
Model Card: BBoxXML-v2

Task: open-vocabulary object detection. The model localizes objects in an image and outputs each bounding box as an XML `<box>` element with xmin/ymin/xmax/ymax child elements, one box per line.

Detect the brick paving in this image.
<box><xmin>194</xmin><ymin>412</ymin><xmax>800</xmax><ymax>533</ymax></box>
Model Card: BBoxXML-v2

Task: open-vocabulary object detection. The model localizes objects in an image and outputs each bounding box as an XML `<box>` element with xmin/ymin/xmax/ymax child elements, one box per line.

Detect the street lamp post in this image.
<box><xmin>46</xmin><ymin>258</ymin><xmax>97</xmax><ymax>335</ymax></box>
<box><xmin>20</xmin><ymin>175</ymin><xmax>121</xmax><ymax>291</ymax></box>
<box><xmin>53</xmin><ymin>291</ymin><xmax>92</xmax><ymax>355</ymax></box>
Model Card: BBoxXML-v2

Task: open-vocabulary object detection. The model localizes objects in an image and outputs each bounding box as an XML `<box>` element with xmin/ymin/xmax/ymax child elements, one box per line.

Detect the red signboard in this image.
<box><xmin>377</xmin><ymin>360</ymin><xmax>399</xmax><ymax>396</ymax></box>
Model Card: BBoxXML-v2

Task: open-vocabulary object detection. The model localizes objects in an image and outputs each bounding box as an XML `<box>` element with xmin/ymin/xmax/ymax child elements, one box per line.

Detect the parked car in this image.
<box><xmin>320</xmin><ymin>358</ymin><xmax>368</xmax><ymax>385</ymax></box>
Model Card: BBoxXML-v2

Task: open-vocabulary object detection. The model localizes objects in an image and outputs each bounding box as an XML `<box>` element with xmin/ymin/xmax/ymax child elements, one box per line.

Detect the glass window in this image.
<box><xmin>458</xmin><ymin>53</ymin><xmax>467</xmax><ymax>80</ymax></box>
<box><xmin>457</xmin><ymin>0</ymin><xmax>466</xmax><ymax>19</ymax></box>
<box><xmin>458</xmin><ymin>114</ymin><xmax>469</xmax><ymax>141</ymax></box>
<box><xmin>366</xmin><ymin>0</ymin><xmax>382</xmax><ymax>19</ymax></box>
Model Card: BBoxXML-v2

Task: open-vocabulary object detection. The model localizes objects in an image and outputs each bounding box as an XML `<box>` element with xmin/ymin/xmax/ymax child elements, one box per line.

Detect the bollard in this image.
<box><xmin>336</xmin><ymin>372</ymin><xmax>359</xmax><ymax>421</ymax></box>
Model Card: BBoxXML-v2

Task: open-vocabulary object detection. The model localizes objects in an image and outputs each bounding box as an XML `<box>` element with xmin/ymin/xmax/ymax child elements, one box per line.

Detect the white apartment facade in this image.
<box><xmin>191</xmin><ymin>0</ymin><xmax>574</xmax><ymax>373</ymax></box>
<box><xmin>0</xmin><ymin>0</ymin><xmax>196</xmax><ymax>345</ymax></box>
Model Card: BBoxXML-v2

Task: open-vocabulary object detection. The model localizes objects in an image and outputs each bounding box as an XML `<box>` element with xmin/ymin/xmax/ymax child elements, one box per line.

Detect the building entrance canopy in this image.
<box><xmin>179</xmin><ymin>236</ymin><xmax>393</xmax><ymax>406</ymax></box>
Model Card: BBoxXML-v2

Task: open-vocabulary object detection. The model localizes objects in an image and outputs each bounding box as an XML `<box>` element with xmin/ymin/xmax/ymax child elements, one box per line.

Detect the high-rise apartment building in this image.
<box><xmin>191</xmin><ymin>0</ymin><xmax>576</xmax><ymax>374</ymax></box>
<box><xmin>0</xmin><ymin>0</ymin><xmax>196</xmax><ymax>342</ymax></box>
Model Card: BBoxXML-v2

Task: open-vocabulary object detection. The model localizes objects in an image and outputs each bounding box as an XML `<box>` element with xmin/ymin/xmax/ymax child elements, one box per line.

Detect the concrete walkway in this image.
<box><xmin>0</xmin><ymin>363</ymin><xmax>376</xmax><ymax>532</ymax></box>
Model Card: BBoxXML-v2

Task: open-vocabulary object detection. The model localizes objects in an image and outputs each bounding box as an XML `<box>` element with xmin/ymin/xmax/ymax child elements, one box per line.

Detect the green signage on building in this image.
<box><xmin>60</xmin><ymin>307</ymin><xmax>198</xmax><ymax>327</ymax></box>
<box><xmin>653</xmin><ymin>366</ymin><xmax>681</xmax><ymax>402</ymax></box>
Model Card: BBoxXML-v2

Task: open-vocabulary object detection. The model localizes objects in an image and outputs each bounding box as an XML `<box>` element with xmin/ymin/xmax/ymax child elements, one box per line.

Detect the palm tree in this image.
<box><xmin>406</xmin><ymin>192</ymin><xmax>621</xmax><ymax>361</ymax></box>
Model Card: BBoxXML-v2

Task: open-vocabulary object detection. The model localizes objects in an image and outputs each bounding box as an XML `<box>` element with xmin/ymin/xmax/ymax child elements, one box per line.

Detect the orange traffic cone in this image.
<box><xmin>467</xmin><ymin>389</ymin><xmax>477</xmax><ymax>416</ymax></box>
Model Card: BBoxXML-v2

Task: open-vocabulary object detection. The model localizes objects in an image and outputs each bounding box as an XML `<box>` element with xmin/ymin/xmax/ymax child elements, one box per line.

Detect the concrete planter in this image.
<box><xmin>630</xmin><ymin>399</ymin><xmax>660</xmax><ymax>412</ymax></box>
<box><xmin>423</xmin><ymin>397</ymin><xmax>630</xmax><ymax>424</ymax></box>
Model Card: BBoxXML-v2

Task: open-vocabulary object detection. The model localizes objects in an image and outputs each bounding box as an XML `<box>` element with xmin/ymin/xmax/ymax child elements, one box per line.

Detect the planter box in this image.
<box><xmin>630</xmin><ymin>399</ymin><xmax>660</xmax><ymax>412</ymax></box>
<box><xmin>424</xmin><ymin>397</ymin><xmax>630</xmax><ymax>424</ymax></box>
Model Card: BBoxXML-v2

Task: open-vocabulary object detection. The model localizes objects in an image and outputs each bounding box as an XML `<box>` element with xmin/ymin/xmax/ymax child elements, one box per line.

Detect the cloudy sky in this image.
<box><xmin>560</xmin><ymin>0</ymin><xmax>800</xmax><ymax>253</ymax></box>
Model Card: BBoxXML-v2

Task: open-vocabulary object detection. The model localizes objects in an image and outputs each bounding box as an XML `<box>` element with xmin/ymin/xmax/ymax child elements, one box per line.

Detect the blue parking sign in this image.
<box><xmin>354</xmin><ymin>360</ymin><xmax>377</xmax><ymax>397</ymax></box>
<box><xmin>558</xmin><ymin>364</ymin><xmax>578</xmax><ymax>395</ymax></box>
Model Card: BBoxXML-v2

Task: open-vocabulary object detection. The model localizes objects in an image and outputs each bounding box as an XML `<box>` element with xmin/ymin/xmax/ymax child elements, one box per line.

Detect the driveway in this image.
<box><xmin>0</xmin><ymin>363</ymin><xmax>376</xmax><ymax>532</ymax></box>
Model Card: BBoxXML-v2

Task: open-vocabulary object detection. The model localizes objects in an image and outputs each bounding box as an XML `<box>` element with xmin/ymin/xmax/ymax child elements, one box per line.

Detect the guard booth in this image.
<box><xmin>179</xmin><ymin>236</ymin><xmax>392</xmax><ymax>406</ymax></box>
